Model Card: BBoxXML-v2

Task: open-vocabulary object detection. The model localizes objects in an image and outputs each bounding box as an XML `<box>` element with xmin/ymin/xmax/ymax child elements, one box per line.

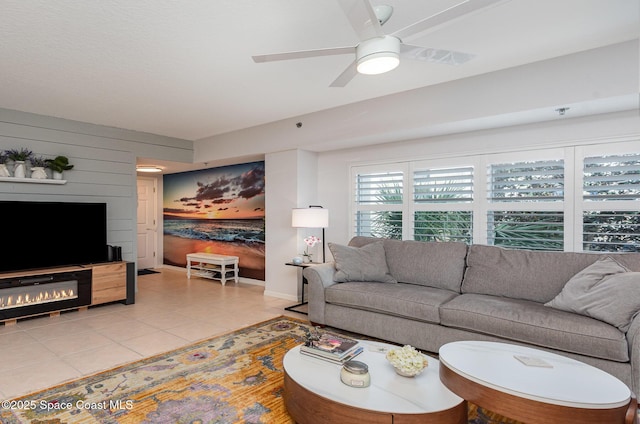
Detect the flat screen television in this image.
<box><xmin>0</xmin><ymin>200</ymin><xmax>108</xmax><ymax>273</ymax></box>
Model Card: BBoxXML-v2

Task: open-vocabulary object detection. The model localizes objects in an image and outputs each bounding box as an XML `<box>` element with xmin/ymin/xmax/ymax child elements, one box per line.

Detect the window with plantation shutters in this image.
<box><xmin>582</xmin><ymin>153</ymin><xmax>640</xmax><ymax>252</ymax></box>
<box><xmin>350</xmin><ymin>140</ymin><xmax>639</xmax><ymax>253</ymax></box>
<box><xmin>486</xmin><ymin>159</ymin><xmax>565</xmax><ymax>251</ymax></box>
<box><xmin>353</xmin><ymin>169</ymin><xmax>404</xmax><ymax>239</ymax></box>
<box><xmin>413</xmin><ymin>166</ymin><xmax>473</xmax><ymax>243</ymax></box>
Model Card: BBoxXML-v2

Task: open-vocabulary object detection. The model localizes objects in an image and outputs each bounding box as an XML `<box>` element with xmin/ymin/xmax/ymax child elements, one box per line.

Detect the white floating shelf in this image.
<box><xmin>0</xmin><ymin>176</ymin><xmax>67</xmax><ymax>184</ymax></box>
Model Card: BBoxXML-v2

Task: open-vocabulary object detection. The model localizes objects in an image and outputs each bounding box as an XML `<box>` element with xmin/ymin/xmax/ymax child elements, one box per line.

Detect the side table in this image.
<box><xmin>439</xmin><ymin>341</ymin><xmax>636</xmax><ymax>424</ymax></box>
<box><xmin>284</xmin><ymin>341</ymin><xmax>466</xmax><ymax>424</ymax></box>
<box><xmin>284</xmin><ymin>262</ymin><xmax>316</xmax><ymax>315</ymax></box>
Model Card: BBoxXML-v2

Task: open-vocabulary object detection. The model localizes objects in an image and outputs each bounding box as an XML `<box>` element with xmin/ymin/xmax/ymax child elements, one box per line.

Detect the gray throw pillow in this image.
<box><xmin>329</xmin><ymin>241</ymin><xmax>397</xmax><ymax>284</ymax></box>
<box><xmin>545</xmin><ymin>257</ymin><xmax>640</xmax><ymax>331</ymax></box>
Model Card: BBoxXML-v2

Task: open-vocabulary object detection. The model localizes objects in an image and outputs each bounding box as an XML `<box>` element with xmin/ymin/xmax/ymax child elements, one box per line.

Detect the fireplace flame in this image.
<box><xmin>0</xmin><ymin>288</ymin><xmax>77</xmax><ymax>310</ymax></box>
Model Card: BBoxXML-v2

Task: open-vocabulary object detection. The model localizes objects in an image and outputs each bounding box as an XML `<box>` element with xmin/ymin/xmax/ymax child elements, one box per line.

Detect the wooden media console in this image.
<box><xmin>0</xmin><ymin>261</ymin><xmax>135</xmax><ymax>325</ymax></box>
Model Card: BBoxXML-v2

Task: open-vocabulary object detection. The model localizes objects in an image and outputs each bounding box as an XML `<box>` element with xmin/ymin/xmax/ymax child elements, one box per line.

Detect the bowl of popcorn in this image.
<box><xmin>385</xmin><ymin>345</ymin><xmax>428</xmax><ymax>377</ymax></box>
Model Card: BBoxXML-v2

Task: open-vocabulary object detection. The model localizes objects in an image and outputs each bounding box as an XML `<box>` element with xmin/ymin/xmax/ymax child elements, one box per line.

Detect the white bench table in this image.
<box><xmin>186</xmin><ymin>253</ymin><xmax>239</xmax><ymax>286</ymax></box>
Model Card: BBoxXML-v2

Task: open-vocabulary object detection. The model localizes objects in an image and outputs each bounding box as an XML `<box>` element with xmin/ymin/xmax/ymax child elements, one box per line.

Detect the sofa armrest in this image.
<box><xmin>303</xmin><ymin>262</ymin><xmax>337</xmax><ymax>325</ymax></box>
<box><xmin>626</xmin><ymin>313</ymin><xmax>640</xmax><ymax>395</ymax></box>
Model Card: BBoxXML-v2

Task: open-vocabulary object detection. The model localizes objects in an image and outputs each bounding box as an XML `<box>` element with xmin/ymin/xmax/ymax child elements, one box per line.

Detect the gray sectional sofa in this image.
<box><xmin>304</xmin><ymin>236</ymin><xmax>640</xmax><ymax>394</ymax></box>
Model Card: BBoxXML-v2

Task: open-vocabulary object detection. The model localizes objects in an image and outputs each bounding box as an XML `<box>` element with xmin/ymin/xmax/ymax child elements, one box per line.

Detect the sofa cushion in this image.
<box><xmin>460</xmin><ymin>244</ymin><xmax>631</xmax><ymax>303</ymax></box>
<box><xmin>348</xmin><ymin>236</ymin><xmax>468</xmax><ymax>292</ymax></box>
<box><xmin>440</xmin><ymin>293</ymin><xmax>629</xmax><ymax>362</ymax></box>
<box><xmin>546</xmin><ymin>257</ymin><xmax>640</xmax><ymax>332</ymax></box>
<box><xmin>325</xmin><ymin>282</ymin><xmax>458</xmax><ymax>324</ymax></box>
<box><xmin>329</xmin><ymin>241</ymin><xmax>396</xmax><ymax>284</ymax></box>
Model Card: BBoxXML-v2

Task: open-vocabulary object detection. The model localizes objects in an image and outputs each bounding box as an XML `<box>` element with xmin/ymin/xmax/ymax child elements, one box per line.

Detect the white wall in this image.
<box><xmin>316</xmin><ymin>110</ymin><xmax>640</xmax><ymax>252</ymax></box>
<box><xmin>0</xmin><ymin>108</ymin><xmax>193</xmax><ymax>264</ymax></box>
<box><xmin>264</xmin><ymin>149</ymin><xmax>320</xmax><ymax>301</ymax></box>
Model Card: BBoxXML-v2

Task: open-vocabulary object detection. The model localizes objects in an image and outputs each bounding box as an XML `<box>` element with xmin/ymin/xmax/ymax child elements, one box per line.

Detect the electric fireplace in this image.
<box><xmin>0</xmin><ymin>269</ymin><xmax>91</xmax><ymax>321</ymax></box>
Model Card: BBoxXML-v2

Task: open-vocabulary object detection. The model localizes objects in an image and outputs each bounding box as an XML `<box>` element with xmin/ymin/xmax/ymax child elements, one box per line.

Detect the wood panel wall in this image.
<box><xmin>0</xmin><ymin>108</ymin><xmax>193</xmax><ymax>263</ymax></box>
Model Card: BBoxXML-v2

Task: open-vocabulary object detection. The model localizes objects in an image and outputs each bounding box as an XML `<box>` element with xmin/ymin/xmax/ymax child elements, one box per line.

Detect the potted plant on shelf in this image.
<box><xmin>30</xmin><ymin>156</ymin><xmax>48</xmax><ymax>179</ymax></box>
<box><xmin>45</xmin><ymin>155</ymin><xmax>74</xmax><ymax>180</ymax></box>
<box><xmin>5</xmin><ymin>148</ymin><xmax>33</xmax><ymax>178</ymax></box>
<box><xmin>0</xmin><ymin>153</ymin><xmax>9</xmax><ymax>177</ymax></box>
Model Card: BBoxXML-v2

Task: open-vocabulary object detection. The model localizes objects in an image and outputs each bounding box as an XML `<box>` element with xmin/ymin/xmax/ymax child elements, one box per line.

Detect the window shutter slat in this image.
<box><xmin>414</xmin><ymin>211</ymin><xmax>472</xmax><ymax>242</ymax></box>
<box><xmin>488</xmin><ymin>160</ymin><xmax>564</xmax><ymax>203</ymax></box>
<box><xmin>354</xmin><ymin>170</ymin><xmax>404</xmax><ymax>239</ymax></box>
<box><xmin>583</xmin><ymin>154</ymin><xmax>640</xmax><ymax>202</ymax></box>
<box><xmin>356</xmin><ymin>171</ymin><xmax>403</xmax><ymax>205</ymax></box>
<box><xmin>413</xmin><ymin>166</ymin><xmax>473</xmax><ymax>203</ymax></box>
<box><xmin>582</xmin><ymin>154</ymin><xmax>640</xmax><ymax>251</ymax></box>
<box><xmin>411</xmin><ymin>166</ymin><xmax>473</xmax><ymax>242</ymax></box>
<box><xmin>583</xmin><ymin>211</ymin><xmax>640</xmax><ymax>252</ymax></box>
<box><xmin>487</xmin><ymin>211</ymin><xmax>564</xmax><ymax>251</ymax></box>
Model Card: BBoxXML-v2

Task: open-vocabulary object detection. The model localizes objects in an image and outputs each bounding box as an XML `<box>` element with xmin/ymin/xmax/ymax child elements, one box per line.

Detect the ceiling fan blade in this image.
<box><xmin>400</xmin><ymin>44</ymin><xmax>475</xmax><ymax>66</ymax></box>
<box><xmin>337</xmin><ymin>0</ymin><xmax>384</xmax><ymax>41</ymax></box>
<box><xmin>329</xmin><ymin>61</ymin><xmax>358</xmax><ymax>87</ymax></box>
<box><xmin>392</xmin><ymin>0</ymin><xmax>508</xmax><ymax>41</ymax></box>
<box><xmin>252</xmin><ymin>46</ymin><xmax>354</xmax><ymax>63</ymax></box>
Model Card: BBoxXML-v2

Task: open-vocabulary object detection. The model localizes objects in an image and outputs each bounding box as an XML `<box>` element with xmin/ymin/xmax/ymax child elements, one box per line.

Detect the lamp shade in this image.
<box><xmin>292</xmin><ymin>207</ymin><xmax>329</xmax><ymax>228</ymax></box>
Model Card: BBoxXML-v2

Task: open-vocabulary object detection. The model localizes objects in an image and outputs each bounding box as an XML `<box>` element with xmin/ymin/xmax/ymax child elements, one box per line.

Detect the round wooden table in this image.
<box><xmin>439</xmin><ymin>341</ymin><xmax>637</xmax><ymax>424</ymax></box>
<box><xmin>283</xmin><ymin>341</ymin><xmax>466</xmax><ymax>424</ymax></box>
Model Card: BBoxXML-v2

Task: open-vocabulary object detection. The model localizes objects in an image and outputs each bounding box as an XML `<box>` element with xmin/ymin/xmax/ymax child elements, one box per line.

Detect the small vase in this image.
<box><xmin>52</xmin><ymin>171</ymin><xmax>63</xmax><ymax>180</ymax></box>
<box><xmin>13</xmin><ymin>161</ymin><xmax>26</xmax><ymax>178</ymax></box>
<box><xmin>31</xmin><ymin>167</ymin><xmax>47</xmax><ymax>179</ymax></box>
<box><xmin>303</xmin><ymin>255</ymin><xmax>312</xmax><ymax>263</ymax></box>
<box><xmin>0</xmin><ymin>164</ymin><xmax>9</xmax><ymax>177</ymax></box>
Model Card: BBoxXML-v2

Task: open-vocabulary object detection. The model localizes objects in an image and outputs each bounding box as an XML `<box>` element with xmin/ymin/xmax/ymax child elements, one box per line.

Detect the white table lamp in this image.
<box><xmin>292</xmin><ymin>206</ymin><xmax>329</xmax><ymax>262</ymax></box>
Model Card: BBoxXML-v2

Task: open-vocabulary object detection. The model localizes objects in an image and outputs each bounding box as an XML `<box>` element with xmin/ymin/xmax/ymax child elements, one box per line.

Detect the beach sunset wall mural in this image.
<box><xmin>163</xmin><ymin>161</ymin><xmax>265</xmax><ymax>280</ymax></box>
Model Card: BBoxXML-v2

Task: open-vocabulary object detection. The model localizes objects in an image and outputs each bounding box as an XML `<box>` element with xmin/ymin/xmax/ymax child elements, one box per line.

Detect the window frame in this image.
<box><xmin>350</xmin><ymin>138</ymin><xmax>640</xmax><ymax>252</ymax></box>
<box><xmin>484</xmin><ymin>148</ymin><xmax>572</xmax><ymax>251</ymax></box>
<box><xmin>350</xmin><ymin>163</ymin><xmax>410</xmax><ymax>240</ymax></box>
<box><xmin>575</xmin><ymin>141</ymin><xmax>640</xmax><ymax>252</ymax></box>
<box><xmin>410</xmin><ymin>159</ymin><xmax>476</xmax><ymax>243</ymax></box>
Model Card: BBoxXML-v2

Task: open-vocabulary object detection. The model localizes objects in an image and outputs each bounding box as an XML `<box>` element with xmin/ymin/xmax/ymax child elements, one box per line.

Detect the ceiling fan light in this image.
<box><xmin>356</xmin><ymin>35</ymin><xmax>401</xmax><ymax>75</ymax></box>
<box><xmin>357</xmin><ymin>52</ymin><xmax>399</xmax><ymax>75</ymax></box>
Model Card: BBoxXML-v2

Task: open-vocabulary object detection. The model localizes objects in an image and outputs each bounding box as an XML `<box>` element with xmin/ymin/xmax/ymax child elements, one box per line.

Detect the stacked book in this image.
<box><xmin>300</xmin><ymin>331</ymin><xmax>363</xmax><ymax>364</ymax></box>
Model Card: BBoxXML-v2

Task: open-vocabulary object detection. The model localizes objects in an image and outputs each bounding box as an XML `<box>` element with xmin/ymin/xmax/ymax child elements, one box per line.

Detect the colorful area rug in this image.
<box><xmin>1</xmin><ymin>316</ymin><xmax>521</xmax><ymax>423</ymax></box>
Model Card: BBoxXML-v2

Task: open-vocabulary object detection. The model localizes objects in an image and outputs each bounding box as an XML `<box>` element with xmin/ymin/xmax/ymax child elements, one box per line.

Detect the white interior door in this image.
<box><xmin>137</xmin><ymin>177</ymin><xmax>157</xmax><ymax>270</ymax></box>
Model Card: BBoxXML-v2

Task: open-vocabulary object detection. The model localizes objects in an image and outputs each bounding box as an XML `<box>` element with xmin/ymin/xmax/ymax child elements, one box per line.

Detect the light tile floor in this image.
<box><xmin>0</xmin><ymin>268</ymin><xmax>307</xmax><ymax>400</ymax></box>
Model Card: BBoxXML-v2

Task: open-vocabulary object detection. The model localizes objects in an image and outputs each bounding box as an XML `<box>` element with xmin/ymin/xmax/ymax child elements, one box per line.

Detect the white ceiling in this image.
<box><xmin>1</xmin><ymin>0</ymin><xmax>638</xmax><ymax>145</ymax></box>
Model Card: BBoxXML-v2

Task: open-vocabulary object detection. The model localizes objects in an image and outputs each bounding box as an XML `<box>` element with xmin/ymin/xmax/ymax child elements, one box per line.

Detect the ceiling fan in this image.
<box><xmin>252</xmin><ymin>0</ymin><xmax>506</xmax><ymax>87</ymax></box>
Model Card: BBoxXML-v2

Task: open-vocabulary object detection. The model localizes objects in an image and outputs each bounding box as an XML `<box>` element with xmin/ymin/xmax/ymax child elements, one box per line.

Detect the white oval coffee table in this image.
<box><xmin>283</xmin><ymin>341</ymin><xmax>466</xmax><ymax>424</ymax></box>
<box><xmin>439</xmin><ymin>341</ymin><xmax>637</xmax><ymax>424</ymax></box>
